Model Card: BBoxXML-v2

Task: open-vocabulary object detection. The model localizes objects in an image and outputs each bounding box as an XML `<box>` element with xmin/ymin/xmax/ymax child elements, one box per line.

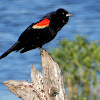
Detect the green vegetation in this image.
<box><xmin>50</xmin><ymin>35</ymin><xmax>100</xmax><ymax>98</ymax></box>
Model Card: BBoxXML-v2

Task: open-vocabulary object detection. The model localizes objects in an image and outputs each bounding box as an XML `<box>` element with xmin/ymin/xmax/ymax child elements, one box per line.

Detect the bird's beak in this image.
<box><xmin>66</xmin><ymin>13</ymin><xmax>73</xmax><ymax>17</ymax></box>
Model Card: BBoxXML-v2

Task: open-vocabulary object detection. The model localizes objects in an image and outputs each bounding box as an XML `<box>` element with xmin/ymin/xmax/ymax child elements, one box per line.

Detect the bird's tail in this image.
<box><xmin>0</xmin><ymin>41</ymin><xmax>20</xmax><ymax>60</ymax></box>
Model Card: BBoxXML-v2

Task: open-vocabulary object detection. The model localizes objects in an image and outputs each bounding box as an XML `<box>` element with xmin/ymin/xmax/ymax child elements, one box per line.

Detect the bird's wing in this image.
<box><xmin>32</xmin><ymin>18</ymin><xmax>50</xmax><ymax>29</ymax></box>
<box><xmin>18</xmin><ymin>18</ymin><xmax>50</xmax><ymax>44</ymax></box>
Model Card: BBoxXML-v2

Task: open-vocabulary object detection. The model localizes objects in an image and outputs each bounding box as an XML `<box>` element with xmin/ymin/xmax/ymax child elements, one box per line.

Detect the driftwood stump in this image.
<box><xmin>3</xmin><ymin>49</ymin><xmax>68</xmax><ymax>100</ymax></box>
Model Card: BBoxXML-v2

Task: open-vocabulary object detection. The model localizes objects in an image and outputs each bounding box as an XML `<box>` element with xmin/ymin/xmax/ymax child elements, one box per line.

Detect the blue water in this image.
<box><xmin>0</xmin><ymin>0</ymin><xmax>100</xmax><ymax>100</ymax></box>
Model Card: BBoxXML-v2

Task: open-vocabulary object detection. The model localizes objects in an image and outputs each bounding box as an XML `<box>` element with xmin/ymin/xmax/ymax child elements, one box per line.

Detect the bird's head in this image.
<box><xmin>55</xmin><ymin>8</ymin><xmax>72</xmax><ymax>24</ymax></box>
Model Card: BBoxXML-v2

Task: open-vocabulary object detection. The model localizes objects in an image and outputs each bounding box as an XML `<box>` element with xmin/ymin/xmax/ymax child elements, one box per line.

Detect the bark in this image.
<box><xmin>3</xmin><ymin>48</ymin><xmax>68</xmax><ymax>100</ymax></box>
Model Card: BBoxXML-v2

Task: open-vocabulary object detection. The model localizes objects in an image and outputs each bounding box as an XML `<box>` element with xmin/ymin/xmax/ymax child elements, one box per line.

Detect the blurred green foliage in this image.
<box><xmin>71</xmin><ymin>94</ymin><xmax>87</xmax><ymax>100</ymax></box>
<box><xmin>50</xmin><ymin>35</ymin><xmax>100</xmax><ymax>95</ymax></box>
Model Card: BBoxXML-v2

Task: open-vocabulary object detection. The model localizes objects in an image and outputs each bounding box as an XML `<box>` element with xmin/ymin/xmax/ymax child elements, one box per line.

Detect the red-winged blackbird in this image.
<box><xmin>0</xmin><ymin>8</ymin><xmax>72</xmax><ymax>59</ymax></box>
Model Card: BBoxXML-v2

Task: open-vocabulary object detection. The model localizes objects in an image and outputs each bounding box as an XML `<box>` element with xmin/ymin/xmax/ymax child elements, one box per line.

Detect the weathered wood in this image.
<box><xmin>4</xmin><ymin>65</ymin><xmax>46</xmax><ymax>100</ymax></box>
<box><xmin>3</xmin><ymin>49</ymin><xmax>68</xmax><ymax>100</ymax></box>
<box><xmin>41</xmin><ymin>49</ymin><xmax>68</xmax><ymax>100</ymax></box>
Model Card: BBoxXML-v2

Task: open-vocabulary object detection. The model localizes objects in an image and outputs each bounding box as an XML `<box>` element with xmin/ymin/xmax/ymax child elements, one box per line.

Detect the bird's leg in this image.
<box><xmin>39</xmin><ymin>47</ymin><xmax>44</xmax><ymax>56</ymax></box>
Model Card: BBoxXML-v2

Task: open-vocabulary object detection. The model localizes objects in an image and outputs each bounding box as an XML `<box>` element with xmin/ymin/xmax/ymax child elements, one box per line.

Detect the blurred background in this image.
<box><xmin>0</xmin><ymin>0</ymin><xmax>100</xmax><ymax>100</ymax></box>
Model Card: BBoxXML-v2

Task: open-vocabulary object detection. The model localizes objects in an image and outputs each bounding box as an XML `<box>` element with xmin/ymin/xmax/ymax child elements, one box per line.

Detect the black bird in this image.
<box><xmin>0</xmin><ymin>8</ymin><xmax>72</xmax><ymax>59</ymax></box>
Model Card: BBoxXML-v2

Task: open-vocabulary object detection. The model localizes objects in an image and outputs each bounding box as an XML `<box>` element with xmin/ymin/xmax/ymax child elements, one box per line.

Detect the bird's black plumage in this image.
<box><xmin>0</xmin><ymin>8</ymin><xmax>72</xmax><ymax>59</ymax></box>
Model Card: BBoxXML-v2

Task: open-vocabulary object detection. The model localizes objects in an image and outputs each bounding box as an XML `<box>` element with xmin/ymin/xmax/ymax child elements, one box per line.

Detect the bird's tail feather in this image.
<box><xmin>0</xmin><ymin>41</ymin><xmax>20</xmax><ymax>60</ymax></box>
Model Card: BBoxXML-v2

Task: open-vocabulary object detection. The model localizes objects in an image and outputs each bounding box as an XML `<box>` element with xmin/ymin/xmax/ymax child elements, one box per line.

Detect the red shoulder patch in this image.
<box><xmin>32</xmin><ymin>18</ymin><xmax>50</xmax><ymax>29</ymax></box>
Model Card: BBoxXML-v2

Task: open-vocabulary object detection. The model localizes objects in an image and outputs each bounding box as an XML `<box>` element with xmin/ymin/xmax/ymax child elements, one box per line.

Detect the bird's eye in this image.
<box><xmin>62</xmin><ymin>12</ymin><xmax>65</xmax><ymax>15</ymax></box>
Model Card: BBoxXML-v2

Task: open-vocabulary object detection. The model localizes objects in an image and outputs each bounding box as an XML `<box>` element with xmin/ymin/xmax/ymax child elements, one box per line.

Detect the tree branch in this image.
<box><xmin>3</xmin><ymin>48</ymin><xmax>68</xmax><ymax>100</ymax></box>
